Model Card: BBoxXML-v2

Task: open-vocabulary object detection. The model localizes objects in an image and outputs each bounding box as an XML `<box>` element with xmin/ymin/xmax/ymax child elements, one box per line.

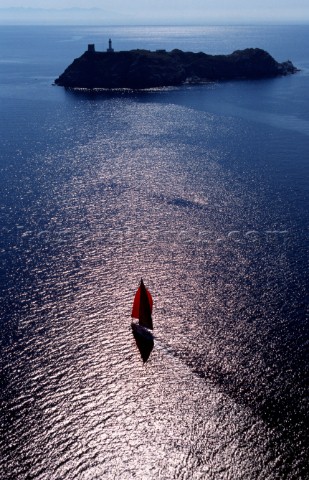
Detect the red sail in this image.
<box><xmin>131</xmin><ymin>280</ymin><xmax>153</xmax><ymax>323</ymax></box>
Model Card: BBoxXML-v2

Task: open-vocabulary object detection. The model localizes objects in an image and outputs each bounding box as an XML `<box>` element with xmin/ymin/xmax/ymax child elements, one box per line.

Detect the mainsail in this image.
<box><xmin>131</xmin><ymin>278</ymin><xmax>153</xmax><ymax>330</ymax></box>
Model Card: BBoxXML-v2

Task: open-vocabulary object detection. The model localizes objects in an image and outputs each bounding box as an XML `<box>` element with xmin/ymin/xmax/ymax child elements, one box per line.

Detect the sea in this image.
<box><xmin>0</xmin><ymin>25</ymin><xmax>308</xmax><ymax>480</ymax></box>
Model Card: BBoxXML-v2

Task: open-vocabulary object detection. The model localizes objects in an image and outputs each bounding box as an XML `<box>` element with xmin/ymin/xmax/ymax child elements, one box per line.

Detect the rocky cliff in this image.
<box><xmin>55</xmin><ymin>47</ymin><xmax>298</xmax><ymax>89</ymax></box>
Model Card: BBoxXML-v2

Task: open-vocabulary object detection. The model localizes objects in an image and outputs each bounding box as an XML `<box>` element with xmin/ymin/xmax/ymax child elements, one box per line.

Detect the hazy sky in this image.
<box><xmin>1</xmin><ymin>0</ymin><xmax>309</xmax><ymax>25</ymax></box>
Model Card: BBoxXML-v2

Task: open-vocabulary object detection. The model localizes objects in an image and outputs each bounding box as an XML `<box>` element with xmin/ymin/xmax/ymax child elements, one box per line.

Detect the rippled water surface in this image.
<box><xmin>0</xmin><ymin>26</ymin><xmax>308</xmax><ymax>479</ymax></box>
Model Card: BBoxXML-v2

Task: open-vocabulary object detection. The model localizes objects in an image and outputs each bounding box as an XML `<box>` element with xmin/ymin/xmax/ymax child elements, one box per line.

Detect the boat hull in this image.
<box><xmin>131</xmin><ymin>322</ymin><xmax>153</xmax><ymax>341</ymax></box>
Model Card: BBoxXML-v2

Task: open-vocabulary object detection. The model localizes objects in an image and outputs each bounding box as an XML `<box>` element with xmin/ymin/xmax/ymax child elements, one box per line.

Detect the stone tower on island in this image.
<box><xmin>107</xmin><ymin>39</ymin><xmax>114</xmax><ymax>53</ymax></box>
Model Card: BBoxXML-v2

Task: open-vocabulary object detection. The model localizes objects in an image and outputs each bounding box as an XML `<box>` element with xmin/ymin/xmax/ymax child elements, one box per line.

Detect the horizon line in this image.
<box><xmin>1</xmin><ymin>22</ymin><xmax>309</xmax><ymax>27</ymax></box>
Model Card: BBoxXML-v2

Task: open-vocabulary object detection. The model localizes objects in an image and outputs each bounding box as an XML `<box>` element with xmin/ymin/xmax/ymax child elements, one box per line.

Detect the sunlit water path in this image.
<box><xmin>0</xmin><ymin>26</ymin><xmax>308</xmax><ymax>479</ymax></box>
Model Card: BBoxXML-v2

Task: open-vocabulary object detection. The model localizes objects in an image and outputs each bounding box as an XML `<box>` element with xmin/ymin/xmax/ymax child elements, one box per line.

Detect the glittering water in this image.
<box><xmin>0</xmin><ymin>26</ymin><xmax>308</xmax><ymax>479</ymax></box>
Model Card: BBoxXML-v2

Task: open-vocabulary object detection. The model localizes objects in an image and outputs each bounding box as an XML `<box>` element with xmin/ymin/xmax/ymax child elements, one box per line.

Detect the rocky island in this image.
<box><xmin>54</xmin><ymin>40</ymin><xmax>298</xmax><ymax>90</ymax></box>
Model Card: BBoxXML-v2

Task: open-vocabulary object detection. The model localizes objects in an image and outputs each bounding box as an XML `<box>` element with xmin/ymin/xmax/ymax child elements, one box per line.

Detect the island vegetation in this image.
<box><xmin>55</xmin><ymin>44</ymin><xmax>298</xmax><ymax>90</ymax></box>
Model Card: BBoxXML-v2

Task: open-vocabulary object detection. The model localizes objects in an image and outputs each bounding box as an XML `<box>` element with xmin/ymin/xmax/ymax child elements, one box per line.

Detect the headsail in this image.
<box><xmin>131</xmin><ymin>278</ymin><xmax>153</xmax><ymax>330</ymax></box>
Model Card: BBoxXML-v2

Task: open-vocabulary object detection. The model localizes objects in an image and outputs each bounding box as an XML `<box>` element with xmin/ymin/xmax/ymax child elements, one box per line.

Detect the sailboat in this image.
<box><xmin>131</xmin><ymin>278</ymin><xmax>153</xmax><ymax>341</ymax></box>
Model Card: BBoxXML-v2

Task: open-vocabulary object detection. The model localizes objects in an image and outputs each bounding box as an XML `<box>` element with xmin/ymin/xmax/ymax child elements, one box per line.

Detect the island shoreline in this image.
<box><xmin>55</xmin><ymin>43</ymin><xmax>298</xmax><ymax>90</ymax></box>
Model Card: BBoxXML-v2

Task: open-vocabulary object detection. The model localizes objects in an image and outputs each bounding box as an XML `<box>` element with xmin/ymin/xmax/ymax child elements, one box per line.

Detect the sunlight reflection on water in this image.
<box><xmin>1</xmin><ymin>95</ymin><xmax>308</xmax><ymax>479</ymax></box>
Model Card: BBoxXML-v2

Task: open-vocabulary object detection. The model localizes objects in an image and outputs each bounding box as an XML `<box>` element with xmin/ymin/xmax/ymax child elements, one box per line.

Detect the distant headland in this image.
<box><xmin>54</xmin><ymin>39</ymin><xmax>298</xmax><ymax>90</ymax></box>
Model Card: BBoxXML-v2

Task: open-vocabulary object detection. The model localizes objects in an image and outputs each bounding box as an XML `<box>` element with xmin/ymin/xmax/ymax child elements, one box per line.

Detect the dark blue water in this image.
<box><xmin>0</xmin><ymin>26</ymin><xmax>308</xmax><ymax>479</ymax></box>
